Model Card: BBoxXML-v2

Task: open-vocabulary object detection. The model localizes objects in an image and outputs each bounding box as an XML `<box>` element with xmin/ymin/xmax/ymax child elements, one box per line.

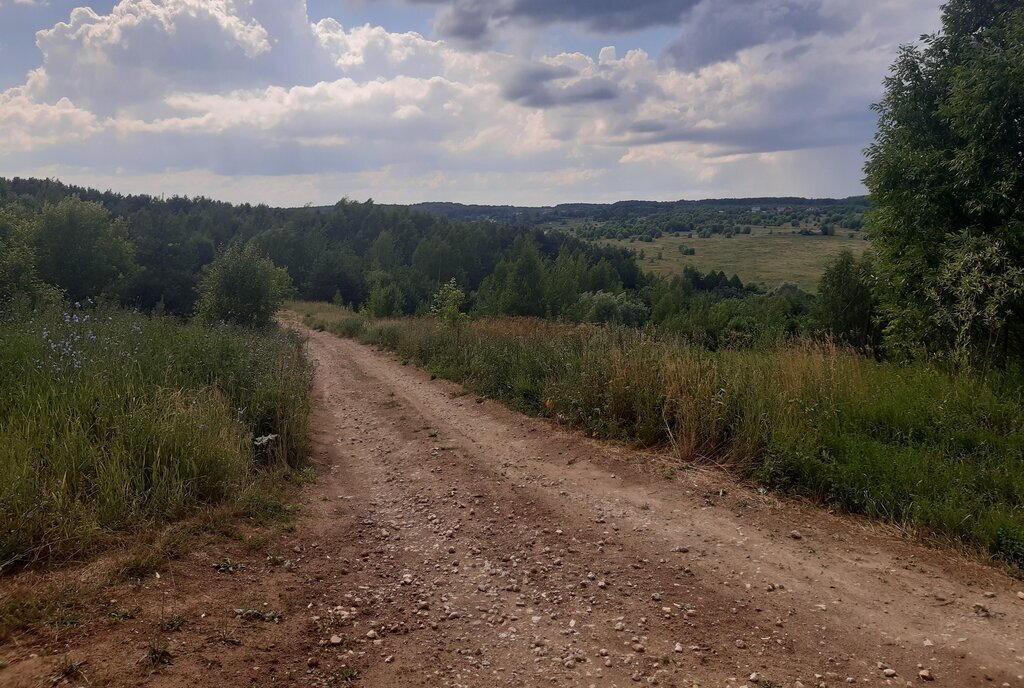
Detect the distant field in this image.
<box><xmin>605</xmin><ymin>226</ymin><xmax>869</xmax><ymax>292</ymax></box>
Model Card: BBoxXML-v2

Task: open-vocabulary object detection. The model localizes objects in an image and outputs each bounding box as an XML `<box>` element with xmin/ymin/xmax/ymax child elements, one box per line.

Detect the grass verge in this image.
<box><xmin>0</xmin><ymin>304</ymin><xmax>313</xmax><ymax>570</ymax></box>
<box><xmin>291</xmin><ymin>300</ymin><xmax>1024</xmax><ymax>571</ymax></box>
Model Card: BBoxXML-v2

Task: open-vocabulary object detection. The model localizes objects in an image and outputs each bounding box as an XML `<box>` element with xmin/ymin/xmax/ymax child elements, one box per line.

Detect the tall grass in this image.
<box><xmin>0</xmin><ymin>304</ymin><xmax>312</xmax><ymax>568</ymax></box>
<box><xmin>292</xmin><ymin>301</ymin><xmax>1024</xmax><ymax>570</ymax></box>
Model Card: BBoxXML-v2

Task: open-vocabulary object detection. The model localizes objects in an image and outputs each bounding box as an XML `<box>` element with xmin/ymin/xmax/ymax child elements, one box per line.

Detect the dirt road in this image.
<box><xmin>4</xmin><ymin>326</ymin><xmax>1024</xmax><ymax>687</ymax></box>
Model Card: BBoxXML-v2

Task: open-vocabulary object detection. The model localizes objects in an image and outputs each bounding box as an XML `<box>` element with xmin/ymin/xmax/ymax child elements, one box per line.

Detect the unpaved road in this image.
<box><xmin>3</xmin><ymin>325</ymin><xmax>1024</xmax><ymax>687</ymax></box>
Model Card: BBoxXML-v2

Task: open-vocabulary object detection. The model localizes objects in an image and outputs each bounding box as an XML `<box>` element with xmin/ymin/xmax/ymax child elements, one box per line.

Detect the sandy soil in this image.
<box><xmin>2</xmin><ymin>325</ymin><xmax>1023</xmax><ymax>687</ymax></box>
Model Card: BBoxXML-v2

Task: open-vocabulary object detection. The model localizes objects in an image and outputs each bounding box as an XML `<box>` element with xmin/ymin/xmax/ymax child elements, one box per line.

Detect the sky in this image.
<box><xmin>0</xmin><ymin>0</ymin><xmax>943</xmax><ymax>207</ymax></box>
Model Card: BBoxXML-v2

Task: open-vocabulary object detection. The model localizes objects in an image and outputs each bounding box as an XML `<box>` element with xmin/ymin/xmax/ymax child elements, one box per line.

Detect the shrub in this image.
<box><xmin>196</xmin><ymin>243</ymin><xmax>292</xmax><ymax>328</ymax></box>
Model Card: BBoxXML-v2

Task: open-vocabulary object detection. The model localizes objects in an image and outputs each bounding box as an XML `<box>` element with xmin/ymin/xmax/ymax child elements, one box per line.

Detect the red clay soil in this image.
<box><xmin>2</xmin><ymin>325</ymin><xmax>1023</xmax><ymax>687</ymax></box>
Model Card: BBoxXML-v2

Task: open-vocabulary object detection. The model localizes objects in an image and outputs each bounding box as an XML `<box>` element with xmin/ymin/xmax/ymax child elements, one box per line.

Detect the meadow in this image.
<box><xmin>605</xmin><ymin>227</ymin><xmax>869</xmax><ymax>291</ymax></box>
<box><xmin>0</xmin><ymin>304</ymin><xmax>312</xmax><ymax>569</ymax></box>
<box><xmin>293</xmin><ymin>301</ymin><xmax>1024</xmax><ymax>570</ymax></box>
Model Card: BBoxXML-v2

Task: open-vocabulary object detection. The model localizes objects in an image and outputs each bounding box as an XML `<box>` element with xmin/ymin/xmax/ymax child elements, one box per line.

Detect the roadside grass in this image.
<box><xmin>0</xmin><ymin>466</ymin><xmax>308</xmax><ymax>642</ymax></box>
<box><xmin>0</xmin><ymin>305</ymin><xmax>313</xmax><ymax>570</ymax></box>
<box><xmin>291</xmin><ymin>301</ymin><xmax>1024</xmax><ymax>571</ymax></box>
<box><xmin>604</xmin><ymin>227</ymin><xmax>868</xmax><ymax>291</ymax></box>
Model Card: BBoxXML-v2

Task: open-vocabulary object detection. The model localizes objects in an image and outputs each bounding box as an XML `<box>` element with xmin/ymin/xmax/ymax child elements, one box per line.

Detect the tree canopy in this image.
<box><xmin>865</xmin><ymin>0</ymin><xmax>1024</xmax><ymax>366</ymax></box>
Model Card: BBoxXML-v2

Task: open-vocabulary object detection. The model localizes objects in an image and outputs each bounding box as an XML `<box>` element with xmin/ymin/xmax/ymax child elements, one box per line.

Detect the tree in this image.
<box><xmin>864</xmin><ymin>0</ymin><xmax>1024</xmax><ymax>365</ymax></box>
<box><xmin>196</xmin><ymin>243</ymin><xmax>292</xmax><ymax>327</ymax></box>
<box><xmin>0</xmin><ymin>208</ymin><xmax>57</xmax><ymax>305</ymax></box>
<box><xmin>429</xmin><ymin>278</ymin><xmax>467</xmax><ymax>326</ymax></box>
<box><xmin>33</xmin><ymin>197</ymin><xmax>136</xmax><ymax>301</ymax></box>
<box><xmin>817</xmin><ymin>251</ymin><xmax>882</xmax><ymax>351</ymax></box>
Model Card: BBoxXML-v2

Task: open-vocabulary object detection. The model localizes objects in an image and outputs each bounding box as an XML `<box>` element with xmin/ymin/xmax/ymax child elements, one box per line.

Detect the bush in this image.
<box><xmin>196</xmin><ymin>243</ymin><xmax>292</xmax><ymax>328</ymax></box>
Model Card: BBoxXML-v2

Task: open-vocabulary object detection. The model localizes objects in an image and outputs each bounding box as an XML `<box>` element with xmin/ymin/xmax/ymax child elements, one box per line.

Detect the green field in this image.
<box><xmin>606</xmin><ymin>227</ymin><xmax>869</xmax><ymax>292</ymax></box>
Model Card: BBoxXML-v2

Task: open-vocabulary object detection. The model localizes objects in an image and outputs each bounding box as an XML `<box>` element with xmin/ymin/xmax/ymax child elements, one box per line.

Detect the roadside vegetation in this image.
<box><xmin>295</xmin><ymin>300</ymin><xmax>1024</xmax><ymax>570</ymax></box>
<box><xmin>0</xmin><ymin>304</ymin><xmax>311</xmax><ymax>569</ymax></box>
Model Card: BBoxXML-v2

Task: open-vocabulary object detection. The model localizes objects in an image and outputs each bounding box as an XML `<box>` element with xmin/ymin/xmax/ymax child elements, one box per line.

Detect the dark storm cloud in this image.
<box><xmin>406</xmin><ymin>0</ymin><xmax>700</xmax><ymax>43</ymax></box>
<box><xmin>502</xmin><ymin>63</ymin><xmax>619</xmax><ymax>108</ymax></box>
<box><xmin>410</xmin><ymin>0</ymin><xmax>849</xmax><ymax>73</ymax></box>
<box><xmin>665</xmin><ymin>0</ymin><xmax>852</xmax><ymax>70</ymax></box>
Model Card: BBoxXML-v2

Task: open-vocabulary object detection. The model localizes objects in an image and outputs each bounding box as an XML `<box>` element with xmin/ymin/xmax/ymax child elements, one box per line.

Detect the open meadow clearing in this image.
<box><xmin>606</xmin><ymin>227</ymin><xmax>869</xmax><ymax>291</ymax></box>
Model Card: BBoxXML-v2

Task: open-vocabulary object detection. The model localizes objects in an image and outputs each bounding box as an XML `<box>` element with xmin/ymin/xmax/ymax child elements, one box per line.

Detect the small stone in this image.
<box><xmin>330</xmin><ymin>635</ymin><xmax>343</xmax><ymax>645</ymax></box>
<box><xmin>384</xmin><ymin>655</ymin><xmax>394</xmax><ymax>664</ymax></box>
<box><xmin>366</xmin><ymin>630</ymin><xmax>379</xmax><ymax>639</ymax></box>
<box><xmin>734</xmin><ymin>639</ymin><xmax>746</xmax><ymax>649</ymax></box>
<box><xmin>307</xmin><ymin>657</ymin><xmax>319</xmax><ymax>667</ymax></box>
<box><xmin>790</xmin><ymin>530</ymin><xmax>803</xmax><ymax>540</ymax></box>
<box><xmin>883</xmin><ymin>668</ymin><xmax>898</xmax><ymax>677</ymax></box>
<box><xmin>673</xmin><ymin>643</ymin><xmax>683</xmax><ymax>653</ymax></box>
<box><xmin>1017</xmin><ymin>591</ymin><xmax>1024</xmax><ymax>601</ymax></box>
<box><xmin>923</xmin><ymin>639</ymin><xmax>934</xmax><ymax>647</ymax></box>
<box><xmin>918</xmin><ymin>669</ymin><xmax>934</xmax><ymax>681</ymax></box>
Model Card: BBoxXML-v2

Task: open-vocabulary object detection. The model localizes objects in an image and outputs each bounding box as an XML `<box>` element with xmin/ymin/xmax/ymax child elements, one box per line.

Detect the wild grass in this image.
<box><xmin>292</xmin><ymin>301</ymin><xmax>1024</xmax><ymax>570</ymax></box>
<box><xmin>0</xmin><ymin>304</ymin><xmax>312</xmax><ymax>569</ymax></box>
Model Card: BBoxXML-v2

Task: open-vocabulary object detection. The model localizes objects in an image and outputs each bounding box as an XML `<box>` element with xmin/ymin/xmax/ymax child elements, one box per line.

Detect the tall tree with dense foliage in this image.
<box><xmin>0</xmin><ymin>208</ymin><xmax>55</xmax><ymax>305</ymax></box>
<box><xmin>817</xmin><ymin>251</ymin><xmax>881</xmax><ymax>352</ymax></box>
<box><xmin>864</xmin><ymin>0</ymin><xmax>1024</xmax><ymax>366</ymax></box>
<box><xmin>33</xmin><ymin>197</ymin><xmax>136</xmax><ymax>301</ymax></box>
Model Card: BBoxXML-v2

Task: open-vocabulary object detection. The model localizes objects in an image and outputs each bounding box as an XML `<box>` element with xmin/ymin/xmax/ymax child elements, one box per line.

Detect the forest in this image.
<box><xmin>2</xmin><ymin>176</ymin><xmax>836</xmax><ymax>350</ymax></box>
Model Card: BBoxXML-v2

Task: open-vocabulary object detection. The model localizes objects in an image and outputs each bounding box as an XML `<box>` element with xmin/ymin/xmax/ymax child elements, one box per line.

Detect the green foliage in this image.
<box><xmin>571</xmin><ymin>291</ymin><xmax>649</xmax><ymax>327</ymax></box>
<box><xmin>32</xmin><ymin>197</ymin><xmax>136</xmax><ymax>301</ymax></box>
<box><xmin>196</xmin><ymin>243</ymin><xmax>293</xmax><ymax>327</ymax></box>
<box><xmin>304</xmin><ymin>305</ymin><xmax>1024</xmax><ymax>570</ymax></box>
<box><xmin>0</xmin><ymin>208</ymin><xmax>57</xmax><ymax>307</ymax></box>
<box><xmin>429</xmin><ymin>278</ymin><xmax>467</xmax><ymax>326</ymax></box>
<box><xmin>0</xmin><ymin>307</ymin><xmax>312</xmax><ymax>567</ymax></box>
<box><xmin>816</xmin><ymin>251</ymin><xmax>882</xmax><ymax>351</ymax></box>
<box><xmin>366</xmin><ymin>273</ymin><xmax>408</xmax><ymax>317</ymax></box>
<box><xmin>865</xmin><ymin>0</ymin><xmax>1024</xmax><ymax>365</ymax></box>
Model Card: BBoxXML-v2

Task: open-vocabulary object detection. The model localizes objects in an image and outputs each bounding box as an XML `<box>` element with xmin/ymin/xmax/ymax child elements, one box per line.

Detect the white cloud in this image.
<box><xmin>0</xmin><ymin>0</ymin><xmax>943</xmax><ymax>204</ymax></box>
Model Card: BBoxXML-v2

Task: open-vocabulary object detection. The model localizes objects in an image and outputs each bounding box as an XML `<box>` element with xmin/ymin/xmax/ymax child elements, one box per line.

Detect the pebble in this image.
<box><xmin>673</xmin><ymin>643</ymin><xmax>683</xmax><ymax>653</ymax></box>
<box><xmin>734</xmin><ymin>639</ymin><xmax>746</xmax><ymax>649</ymax></box>
<box><xmin>790</xmin><ymin>530</ymin><xmax>803</xmax><ymax>540</ymax></box>
<box><xmin>882</xmin><ymin>668</ymin><xmax>897</xmax><ymax>677</ymax></box>
<box><xmin>330</xmin><ymin>635</ymin><xmax>343</xmax><ymax>645</ymax></box>
<box><xmin>1017</xmin><ymin>591</ymin><xmax>1024</xmax><ymax>601</ymax></box>
<box><xmin>366</xmin><ymin>630</ymin><xmax>379</xmax><ymax>639</ymax></box>
<box><xmin>918</xmin><ymin>669</ymin><xmax>934</xmax><ymax>681</ymax></box>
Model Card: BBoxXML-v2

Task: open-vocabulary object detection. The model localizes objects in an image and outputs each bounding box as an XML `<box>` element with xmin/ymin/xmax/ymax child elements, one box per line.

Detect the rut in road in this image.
<box><xmin>4</xmin><ymin>325</ymin><xmax>1023</xmax><ymax>688</ymax></box>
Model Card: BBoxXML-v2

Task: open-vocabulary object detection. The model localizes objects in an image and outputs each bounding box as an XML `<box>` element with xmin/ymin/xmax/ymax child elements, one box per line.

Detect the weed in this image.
<box><xmin>108</xmin><ymin>607</ymin><xmax>138</xmax><ymax>621</ymax></box>
<box><xmin>336</xmin><ymin>666</ymin><xmax>361</xmax><ymax>683</ymax></box>
<box><xmin>159</xmin><ymin>615</ymin><xmax>185</xmax><ymax>632</ymax></box>
<box><xmin>50</xmin><ymin>657</ymin><xmax>87</xmax><ymax>684</ymax></box>
<box><xmin>141</xmin><ymin>644</ymin><xmax>173</xmax><ymax>673</ymax></box>
<box><xmin>234</xmin><ymin>608</ymin><xmax>283</xmax><ymax>623</ymax></box>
